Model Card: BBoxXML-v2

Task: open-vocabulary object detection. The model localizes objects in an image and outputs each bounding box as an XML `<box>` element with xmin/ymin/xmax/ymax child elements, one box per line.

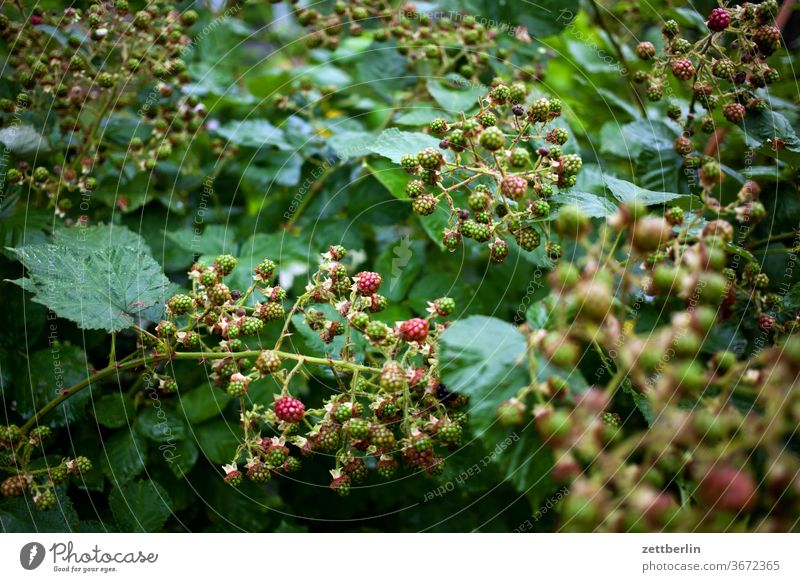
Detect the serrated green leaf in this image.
<box><xmin>92</xmin><ymin>393</ymin><xmax>135</xmax><ymax>429</ymax></box>
<box><xmin>551</xmin><ymin>191</ymin><xmax>618</xmax><ymax>217</ymax></box>
<box><xmin>368</xmin><ymin>128</ymin><xmax>448</xmax><ymax>164</ymax></box>
<box><xmin>15</xmin><ymin>344</ymin><xmax>92</xmax><ymax>428</ymax></box>
<box><xmin>109</xmin><ymin>479</ymin><xmax>172</xmax><ymax>532</ymax></box>
<box><xmin>426</xmin><ymin>78</ymin><xmax>483</xmax><ymax>113</ymax></box>
<box><xmin>101</xmin><ymin>430</ymin><xmax>147</xmax><ymax>484</ymax></box>
<box><xmin>10</xmin><ymin>226</ymin><xmax>170</xmax><ymax>332</ymax></box>
<box><xmin>194</xmin><ymin>420</ymin><xmax>243</xmax><ymax>465</ymax></box>
<box><xmin>137</xmin><ymin>407</ymin><xmax>187</xmax><ymax>443</ymax></box>
<box><xmin>439</xmin><ymin>316</ymin><xmax>529</xmax><ymax>437</ymax></box>
<box><xmin>177</xmin><ymin>384</ymin><xmax>232</xmax><ymax>424</ymax></box>
<box><xmin>0</xmin><ymin>124</ymin><xmax>49</xmax><ymax>155</ymax></box>
<box><xmin>214</xmin><ymin>119</ymin><xmax>290</xmax><ymax>150</ymax></box>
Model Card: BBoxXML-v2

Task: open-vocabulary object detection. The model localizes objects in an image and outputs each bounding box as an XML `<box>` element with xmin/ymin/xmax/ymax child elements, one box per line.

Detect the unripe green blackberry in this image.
<box><xmin>226</xmin><ymin>378</ymin><xmax>249</xmax><ymax>398</ymax></box>
<box><xmin>254</xmin><ymin>258</ymin><xmax>276</xmax><ymax>281</ymax></box>
<box><xmin>349</xmin><ymin>311</ymin><xmax>369</xmax><ymax>330</ymax></box>
<box><xmin>30</xmin><ymin>426</ymin><xmax>51</xmax><ymax>444</ymax></box>
<box><xmin>555</xmin><ymin>205</ymin><xmax>590</xmax><ymax>238</ymax></box>
<box><xmin>168</xmin><ymin>294</ymin><xmax>193</xmax><ymax>315</ymax></box>
<box><xmin>369</xmin><ymin>424</ymin><xmax>395</xmax><ymax>448</ymax></box>
<box><xmin>468</xmin><ymin>190</ymin><xmax>490</xmax><ymax>211</ymax></box>
<box><xmin>546</xmin><ymin>127</ymin><xmax>569</xmax><ymax>146</ymax></box>
<box><xmin>377</xmin><ymin>457</ymin><xmax>398</xmax><ymax>478</ymax></box>
<box><xmin>443</xmin><ymin>230</ymin><xmax>461</xmax><ymax>251</ymax></box>
<box><xmin>258</xmin><ymin>301</ymin><xmax>285</xmax><ymax>322</ymax></box>
<box><xmin>509</xmin><ymin>82</ymin><xmax>527</xmax><ymax>104</ymax></box>
<box><xmin>133</xmin><ymin>10</ymin><xmax>151</xmax><ymax>29</ymax></box>
<box><xmin>663</xmin><ymin>19</ymin><xmax>679</xmax><ymax>38</ymax></box>
<box><xmin>712</xmin><ymin>58</ymin><xmax>736</xmax><ymax>79</ymax></box>
<box><xmin>208</xmin><ymin>283</ymin><xmax>231</xmax><ymax>306</ymax></box>
<box><xmin>330</xmin><ymin>474</ymin><xmax>350</xmax><ymax>496</ymax></box>
<box><xmin>417</xmin><ymin>147</ymin><xmax>443</xmax><ymax>170</ymax></box>
<box><xmin>671</xmin><ymin>38</ymin><xmax>692</xmax><ymax>54</ymax></box>
<box><xmin>34</xmin><ymin>488</ymin><xmax>57</xmax><ymax>511</ymax></box>
<box><xmin>462</xmin><ymin>220</ymin><xmax>491</xmax><ymax>242</ymax></box>
<box><xmin>545</xmin><ymin>242</ymin><xmax>562</xmax><ymax>260</ymax></box>
<box><xmin>50</xmin><ymin>464</ymin><xmax>69</xmax><ymax>484</ymax></box>
<box><xmin>412</xmin><ymin>194</ymin><xmax>437</xmax><ymax>216</ymax></box>
<box><xmin>528</xmin><ymin>98</ymin><xmax>550</xmax><ymax>122</ymax></box>
<box><xmin>73</xmin><ymin>456</ymin><xmax>92</xmax><ymax>475</ymax></box>
<box><xmin>429</xmin><ymin>118</ymin><xmax>448</xmax><ymax>135</ymax></box>
<box><xmin>434</xmin><ymin>296</ymin><xmax>456</xmax><ymax>317</ymax></box>
<box><xmin>247</xmin><ymin>461</ymin><xmax>271</xmax><ymax>483</ymax></box>
<box><xmin>97</xmin><ymin>72</ymin><xmax>114</xmax><ymax>88</ymax></box>
<box><xmin>255</xmin><ymin>350</ymin><xmax>281</xmax><ymax>375</ymax></box>
<box><xmin>316</xmin><ymin>425</ymin><xmax>341</xmax><ymax>452</ymax></box>
<box><xmin>490</xmin><ymin>84</ymin><xmax>510</xmax><ymax>104</ymax></box>
<box><xmin>400</xmin><ymin>153</ymin><xmax>419</xmax><ymax>173</ymax></box>
<box><xmin>404</xmin><ymin>179</ymin><xmax>425</xmax><ymax>199</ymax></box>
<box><xmin>333</xmin><ymin>403</ymin><xmax>352</xmax><ymax>423</ymax></box>
<box><xmin>514</xmin><ymin>227</ymin><xmax>541</xmax><ymax>251</ymax></box>
<box><xmin>448</xmin><ymin>129</ymin><xmax>467</xmax><ymax>151</ymax></box>
<box><xmin>647</xmin><ymin>82</ymin><xmax>664</xmax><ymax>102</ymax></box>
<box><xmin>366</xmin><ymin>320</ymin><xmax>389</xmax><ymax>341</ymax></box>
<box><xmin>531</xmin><ymin>199</ymin><xmax>550</xmax><ymax>217</ymax></box>
<box><xmin>266</xmin><ymin>446</ymin><xmax>287</xmax><ymax>467</ymax></box>
<box><xmin>238</xmin><ymin>316</ymin><xmax>263</xmax><ymax>336</ymax></box>
<box><xmin>346</xmin><ymin>418</ymin><xmax>370</xmax><ymax>440</ymax></box>
<box><xmin>664</xmin><ymin>206</ymin><xmax>684</xmax><ymax>226</ymax></box>
<box><xmin>474</xmin><ymin>211</ymin><xmax>491</xmax><ymax>224</ymax></box>
<box><xmin>490</xmin><ymin>239</ymin><xmax>509</xmax><ymax>263</ymax></box>
<box><xmin>508</xmin><ymin>147</ymin><xmax>530</xmax><ymax>168</ymax></box>
<box><xmin>33</xmin><ymin>166</ymin><xmax>50</xmax><ymax>182</ymax></box>
<box><xmin>380</xmin><ymin>362</ymin><xmax>407</xmax><ymax>392</ymax></box>
<box><xmin>560</xmin><ymin>154</ymin><xmax>583</xmax><ymax>176</ymax></box>
<box><xmin>5</xmin><ymin>168</ymin><xmax>22</xmax><ymax>183</ymax></box>
<box><xmin>478</xmin><ymin>112</ymin><xmax>496</xmax><ymax>127</ymax></box>
<box><xmin>213</xmin><ymin>254</ymin><xmax>237</xmax><ymax>276</ymax></box>
<box><xmin>479</xmin><ymin>126</ymin><xmax>504</xmax><ymax>151</ymax></box>
<box><xmin>666</xmin><ymin>103</ymin><xmax>682</xmax><ymax>120</ymax></box>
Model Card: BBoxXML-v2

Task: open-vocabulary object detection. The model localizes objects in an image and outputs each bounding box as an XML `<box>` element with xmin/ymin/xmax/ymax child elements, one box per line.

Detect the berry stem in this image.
<box><xmin>19</xmin><ymin>349</ymin><xmax>382</xmax><ymax>435</ymax></box>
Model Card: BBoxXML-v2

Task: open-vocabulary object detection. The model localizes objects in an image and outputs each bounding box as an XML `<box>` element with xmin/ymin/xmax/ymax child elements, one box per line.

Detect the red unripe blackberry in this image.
<box><xmin>759</xmin><ymin>314</ymin><xmax>776</xmax><ymax>331</ymax></box>
<box><xmin>696</xmin><ymin>465</ymin><xmax>756</xmax><ymax>513</ymax></box>
<box><xmin>207</xmin><ymin>283</ymin><xmax>231</xmax><ymax>306</ymax></box>
<box><xmin>752</xmin><ymin>25</ymin><xmax>781</xmax><ymax>55</ymax></box>
<box><xmin>274</xmin><ymin>396</ymin><xmax>305</xmax><ymax>423</ymax></box>
<box><xmin>224</xmin><ymin>468</ymin><xmax>243</xmax><ymax>487</ymax></box>
<box><xmin>412</xmin><ymin>194</ymin><xmax>437</xmax><ymax>215</ymax></box>
<box><xmin>376</xmin><ymin>457</ymin><xmax>398</xmax><ymax>478</ymax></box>
<box><xmin>674</xmin><ymin>135</ymin><xmax>694</xmax><ymax>155</ymax></box>
<box><xmin>635</xmin><ymin>41</ymin><xmax>656</xmax><ymax>60</ymax></box>
<box><xmin>500</xmin><ymin>175</ymin><xmax>527</xmax><ymax>200</ymax></box>
<box><xmin>1</xmin><ymin>475</ymin><xmax>27</xmax><ymax>497</ymax></box>
<box><xmin>330</xmin><ymin>474</ymin><xmax>351</xmax><ymax>496</ymax></box>
<box><xmin>707</xmin><ymin>8</ymin><xmax>731</xmax><ymax>32</ymax></box>
<box><xmin>490</xmin><ymin>239</ymin><xmax>509</xmax><ymax>263</ymax></box>
<box><xmin>258</xmin><ymin>301</ymin><xmax>285</xmax><ymax>322</ymax></box>
<box><xmin>399</xmin><ymin>318</ymin><xmax>429</xmax><ymax>342</ymax></box>
<box><xmin>355</xmin><ymin>271</ymin><xmax>382</xmax><ymax>295</ymax></box>
<box><xmin>671</xmin><ymin>58</ymin><xmax>696</xmax><ymax>81</ymax></box>
<box><xmin>247</xmin><ymin>461</ymin><xmax>271</xmax><ymax>483</ymax></box>
<box><xmin>723</xmin><ymin>102</ymin><xmax>746</xmax><ymax>123</ymax></box>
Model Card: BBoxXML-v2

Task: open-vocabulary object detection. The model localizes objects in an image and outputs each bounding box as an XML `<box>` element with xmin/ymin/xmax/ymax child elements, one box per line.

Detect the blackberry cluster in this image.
<box><xmin>398</xmin><ymin>80</ymin><xmax>584</xmax><ymax>264</ymax></box>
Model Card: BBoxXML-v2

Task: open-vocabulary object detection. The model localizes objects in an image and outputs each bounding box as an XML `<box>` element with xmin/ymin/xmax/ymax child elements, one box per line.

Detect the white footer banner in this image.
<box><xmin>0</xmin><ymin>534</ymin><xmax>798</xmax><ymax>581</ymax></box>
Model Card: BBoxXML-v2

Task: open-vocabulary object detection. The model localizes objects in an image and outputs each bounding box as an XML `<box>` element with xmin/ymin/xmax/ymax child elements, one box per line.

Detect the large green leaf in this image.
<box><xmin>439</xmin><ymin>316</ymin><xmax>555</xmax><ymax>509</ymax></box>
<box><xmin>427</xmin><ymin>77</ymin><xmax>484</xmax><ymax>113</ymax></box>
<box><xmin>10</xmin><ymin>226</ymin><xmax>170</xmax><ymax>332</ymax></box>
<box><xmin>739</xmin><ymin>109</ymin><xmax>800</xmax><ymax>167</ymax></box>
<box><xmin>368</xmin><ymin>128</ymin><xmax>448</xmax><ymax>164</ymax></box>
<box><xmin>109</xmin><ymin>479</ymin><xmax>172</xmax><ymax>532</ymax></box>
<box><xmin>15</xmin><ymin>344</ymin><xmax>92</xmax><ymax>428</ymax></box>
<box><xmin>214</xmin><ymin>119</ymin><xmax>290</xmax><ymax>150</ymax></box>
<box><xmin>101</xmin><ymin>430</ymin><xmax>147</xmax><ymax>485</ymax></box>
<box><xmin>439</xmin><ymin>316</ymin><xmax>529</xmax><ymax>437</ymax></box>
